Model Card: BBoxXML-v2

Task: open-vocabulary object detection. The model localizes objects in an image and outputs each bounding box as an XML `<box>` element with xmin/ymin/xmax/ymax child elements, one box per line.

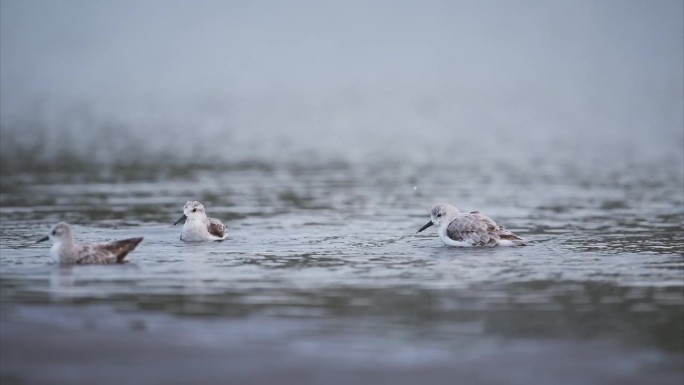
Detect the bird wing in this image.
<box><xmin>447</xmin><ymin>211</ymin><xmax>525</xmax><ymax>246</ymax></box>
<box><xmin>75</xmin><ymin>244</ymin><xmax>118</xmax><ymax>264</ymax></box>
<box><xmin>207</xmin><ymin>218</ymin><xmax>227</xmax><ymax>239</ymax></box>
<box><xmin>76</xmin><ymin>238</ymin><xmax>143</xmax><ymax>264</ymax></box>
<box><xmin>446</xmin><ymin>211</ymin><xmax>517</xmax><ymax>246</ymax></box>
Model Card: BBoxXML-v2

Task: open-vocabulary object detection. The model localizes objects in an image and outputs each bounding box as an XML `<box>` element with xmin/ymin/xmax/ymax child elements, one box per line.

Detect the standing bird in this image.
<box><xmin>37</xmin><ymin>222</ymin><xmax>143</xmax><ymax>264</ymax></box>
<box><xmin>417</xmin><ymin>203</ymin><xmax>526</xmax><ymax>247</ymax></box>
<box><xmin>174</xmin><ymin>201</ymin><xmax>228</xmax><ymax>241</ymax></box>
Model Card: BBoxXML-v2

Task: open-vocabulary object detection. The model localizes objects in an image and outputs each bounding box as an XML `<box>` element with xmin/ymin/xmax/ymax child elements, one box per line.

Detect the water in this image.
<box><xmin>1</xmin><ymin>140</ymin><xmax>682</xmax><ymax>384</ymax></box>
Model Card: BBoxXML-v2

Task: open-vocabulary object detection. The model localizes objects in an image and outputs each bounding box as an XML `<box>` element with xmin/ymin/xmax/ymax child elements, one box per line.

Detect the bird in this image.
<box><xmin>173</xmin><ymin>201</ymin><xmax>228</xmax><ymax>241</ymax></box>
<box><xmin>417</xmin><ymin>203</ymin><xmax>526</xmax><ymax>247</ymax></box>
<box><xmin>36</xmin><ymin>222</ymin><xmax>143</xmax><ymax>264</ymax></box>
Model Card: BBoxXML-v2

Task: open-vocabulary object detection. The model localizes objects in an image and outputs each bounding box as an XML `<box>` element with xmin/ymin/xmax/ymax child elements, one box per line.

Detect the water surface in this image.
<box><xmin>1</xmin><ymin>149</ymin><xmax>682</xmax><ymax>384</ymax></box>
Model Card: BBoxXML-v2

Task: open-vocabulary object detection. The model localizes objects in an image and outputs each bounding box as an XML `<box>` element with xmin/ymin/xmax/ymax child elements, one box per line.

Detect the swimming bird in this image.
<box><xmin>173</xmin><ymin>201</ymin><xmax>228</xmax><ymax>241</ymax></box>
<box><xmin>36</xmin><ymin>222</ymin><xmax>143</xmax><ymax>264</ymax></box>
<box><xmin>417</xmin><ymin>203</ymin><xmax>526</xmax><ymax>247</ymax></box>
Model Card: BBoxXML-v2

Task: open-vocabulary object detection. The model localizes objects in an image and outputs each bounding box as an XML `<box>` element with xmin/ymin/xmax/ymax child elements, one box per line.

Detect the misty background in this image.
<box><xmin>1</xmin><ymin>0</ymin><xmax>682</xmax><ymax>170</ymax></box>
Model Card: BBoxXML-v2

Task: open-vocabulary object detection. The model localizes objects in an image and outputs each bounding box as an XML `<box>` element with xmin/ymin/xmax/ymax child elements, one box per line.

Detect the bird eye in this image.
<box><xmin>51</xmin><ymin>230</ymin><xmax>56</xmax><ymax>235</ymax></box>
<box><xmin>192</xmin><ymin>208</ymin><xmax>197</xmax><ymax>213</ymax></box>
<box><xmin>437</xmin><ymin>214</ymin><xmax>441</xmax><ymax>218</ymax></box>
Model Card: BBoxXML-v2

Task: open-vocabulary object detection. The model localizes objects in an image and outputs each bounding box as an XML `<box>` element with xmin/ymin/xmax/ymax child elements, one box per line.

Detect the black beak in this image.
<box><xmin>36</xmin><ymin>236</ymin><xmax>49</xmax><ymax>243</ymax></box>
<box><xmin>417</xmin><ymin>220</ymin><xmax>434</xmax><ymax>233</ymax></box>
<box><xmin>173</xmin><ymin>214</ymin><xmax>187</xmax><ymax>225</ymax></box>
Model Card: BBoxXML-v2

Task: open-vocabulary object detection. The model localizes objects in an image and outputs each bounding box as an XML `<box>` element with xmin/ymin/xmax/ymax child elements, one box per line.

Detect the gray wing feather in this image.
<box><xmin>75</xmin><ymin>238</ymin><xmax>143</xmax><ymax>264</ymax></box>
<box><xmin>446</xmin><ymin>212</ymin><xmax>522</xmax><ymax>246</ymax></box>
<box><xmin>75</xmin><ymin>244</ymin><xmax>119</xmax><ymax>264</ymax></box>
<box><xmin>207</xmin><ymin>218</ymin><xmax>227</xmax><ymax>238</ymax></box>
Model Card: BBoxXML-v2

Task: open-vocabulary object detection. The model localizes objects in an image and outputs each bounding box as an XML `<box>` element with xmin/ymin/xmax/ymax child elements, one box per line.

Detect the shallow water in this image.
<box><xmin>1</xmin><ymin>149</ymin><xmax>683</xmax><ymax>384</ymax></box>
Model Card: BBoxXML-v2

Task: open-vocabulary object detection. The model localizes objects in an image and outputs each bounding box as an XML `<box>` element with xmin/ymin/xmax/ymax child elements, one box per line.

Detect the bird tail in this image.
<box><xmin>109</xmin><ymin>237</ymin><xmax>144</xmax><ymax>262</ymax></box>
<box><xmin>499</xmin><ymin>233</ymin><xmax>528</xmax><ymax>246</ymax></box>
